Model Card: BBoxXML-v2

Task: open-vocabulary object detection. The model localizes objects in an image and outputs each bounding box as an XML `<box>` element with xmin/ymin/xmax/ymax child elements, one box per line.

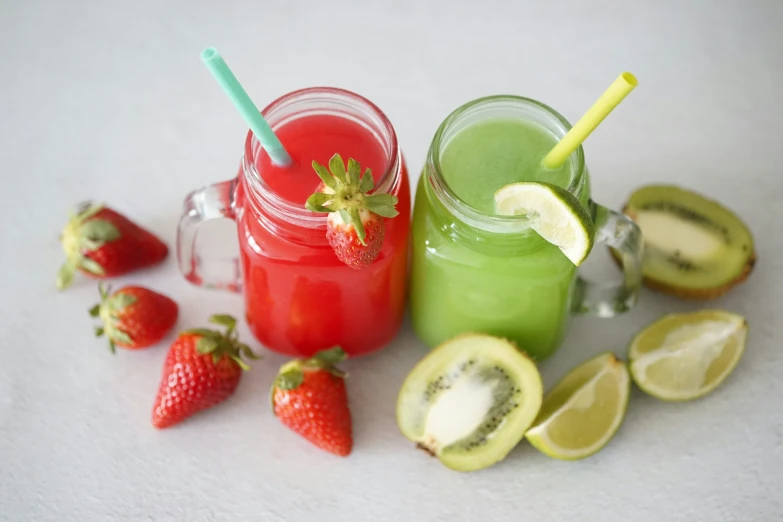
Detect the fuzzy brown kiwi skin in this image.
<box><xmin>615</xmin><ymin>205</ymin><xmax>756</xmax><ymax>300</ymax></box>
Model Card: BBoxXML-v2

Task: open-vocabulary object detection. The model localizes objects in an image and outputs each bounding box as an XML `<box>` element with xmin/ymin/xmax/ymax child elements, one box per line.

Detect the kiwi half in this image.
<box><xmin>396</xmin><ymin>333</ymin><xmax>542</xmax><ymax>472</ymax></box>
<box><xmin>622</xmin><ymin>185</ymin><xmax>755</xmax><ymax>300</ymax></box>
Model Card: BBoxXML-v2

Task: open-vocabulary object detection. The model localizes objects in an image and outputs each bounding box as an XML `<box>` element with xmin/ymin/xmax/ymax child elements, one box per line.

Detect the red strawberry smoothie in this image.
<box><xmin>235</xmin><ymin>110</ymin><xmax>410</xmax><ymax>357</ymax></box>
<box><xmin>258</xmin><ymin>115</ymin><xmax>387</xmax><ymax>202</ymax></box>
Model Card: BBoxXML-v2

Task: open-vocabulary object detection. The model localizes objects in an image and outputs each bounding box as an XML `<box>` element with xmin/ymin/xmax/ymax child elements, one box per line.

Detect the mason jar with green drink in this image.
<box><xmin>410</xmin><ymin>75</ymin><xmax>644</xmax><ymax>359</ymax></box>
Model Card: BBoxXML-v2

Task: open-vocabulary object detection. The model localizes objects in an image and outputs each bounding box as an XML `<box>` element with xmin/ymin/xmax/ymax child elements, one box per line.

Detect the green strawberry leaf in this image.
<box><xmin>366</xmin><ymin>193</ymin><xmax>398</xmax><ymax>205</ymax></box>
<box><xmin>360</xmin><ymin>169</ymin><xmax>374</xmax><ymax>193</ymax></box>
<box><xmin>275</xmin><ymin>368</ymin><xmax>304</xmax><ymax>390</ymax></box>
<box><xmin>365</xmin><ymin>193</ymin><xmax>399</xmax><ymax>218</ymax></box>
<box><xmin>181</xmin><ymin>314</ymin><xmax>257</xmax><ymax>370</ymax></box>
<box><xmin>347</xmin><ymin>158</ymin><xmax>362</xmax><ymax>186</ymax></box>
<box><xmin>312</xmin><ymin>347</ymin><xmax>347</xmax><ymax>365</ymax></box>
<box><xmin>209</xmin><ymin>314</ymin><xmax>237</xmax><ymax>331</ymax></box>
<box><xmin>312</xmin><ymin>161</ymin><xmax>337</xmax><ymax>189</ymax></box>
<box><xmin>88</xmin><ymin>304</ymin><xmax>101</xmax><ymax>317</ymax></box>
<box><xmin>108</xmin><ymin>293</ymin><xmax>137</xmax><ymax>312</ymax></box>
<box><xmin>111</xmin><ymin>329</ymin><xmax>133</xmax><ymax>344</ymax></box>
<box><xmin>305</xmin><ymin>193</ymin><xmax>335</xmax><ymax>213</ymax></box>
<box><xmin>326</xmin><ymin>367</ymin><xmax>347</xmax><ymax>379</ymax></box>
<box><xmin>239</xmin><ymin>343</ymin><xmax>260</xmax><ymax>360</ymax></box>
<box><xmin>338</xmin><ymin>209</ymin><xmax>350</xmax><ymax>225</ymax></box>
<box><xmin>80</xmin><ymin>238</ymin><xmax>103</xmax><ymax>252</ymax></box>
<box><xmin>57</xmin><ymin>263</ymin><xmax>75</xmax><ymax>290</ymax></box>
<box><xmin>370</xmin><ymin>207</ymin><xmax>398</xmax><ymax>219</ymax></box>
<box><xmin>79</xmin><ymin>256</ymin><xmax>105</xmax><ymax>276</ymax></box>
<box><xmin>329</xmin><ymin>154</ymin><xmax>347</xmax><ymax>183</ymax></box>
<box><xmin>108</xmin><ymin>340</ymin><xmax>116</xmax><ymax>354</ymax></box>
<box><xmin>365</xmin><ymin>193</ymin><xmax>398</xmax><ymax>206</ymax></box>
<box><xmin>349</xmin><ymin>208</ymin><xmax>367</xmax><ymax>245</ymax></box>
<box><xmin>196</xmin><ymin>337</ymin><xmax>219</xmax><ymax>354</ymax></box>
<box><xmin>229</xmin><ymin>354</ymin><xmax>250</xmax><ymax>371</ymax></box>
<box><xmin>80</xmin><ymin>219</ymin><xmax>121</xmax><ymax>243</ymax></box>
<box><xmin>94</xmin><ymin>326</ymin><xmax>105</xmax><ymax>337</ymax></box>
<box><xmin>366</xmin><ymin>204</ymin><xmax>399</xmax><ymax>219</ymax></box>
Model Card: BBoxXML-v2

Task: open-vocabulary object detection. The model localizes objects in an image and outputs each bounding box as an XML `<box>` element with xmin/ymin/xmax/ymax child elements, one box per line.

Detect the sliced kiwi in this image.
<box><xmin>622</xmin><ymin>185</ymin><xmax>755</xmax><ymax>300</ymax></box>
<box><xmin>396</xmin><ymin>333</ymin><xmax>542</xmax><ymax>472</ymax></box>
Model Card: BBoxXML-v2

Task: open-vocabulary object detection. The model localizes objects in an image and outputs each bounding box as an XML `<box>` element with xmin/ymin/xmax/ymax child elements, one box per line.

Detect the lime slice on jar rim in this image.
<box><xmin>494</xmin><ymin>182</ymin><xmax>594</xmax><ymax>265</ymax></box>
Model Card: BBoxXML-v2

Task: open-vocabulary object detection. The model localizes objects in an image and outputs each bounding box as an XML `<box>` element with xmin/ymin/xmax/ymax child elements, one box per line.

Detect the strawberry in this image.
<box><xmin>57</xmin><ymin>202</ymin><xmax>168</xmax><ymax>290</ymax></box>
<box><xmin>325</xmin><ymin>210</ymin><xmax>386</xmax><ymax>269</ymax></box>
<box><xmin>89</xmin><ymin>283</ymin><xmax>178</xmax><ymax>352</ymax></box>
<box><xmin>271</xmin><ymin>347</ymin><xmax>353</xmax><ymax>456</ymax></box>
<box><xmin>305</xmin><ymin>154</ymin><xmax>399</xmax><ymax>269</ymax></box>
<box><xmin>151</xmin><ymin>315</ymin><xmax>259</xmax><ymax>429</ymax></box>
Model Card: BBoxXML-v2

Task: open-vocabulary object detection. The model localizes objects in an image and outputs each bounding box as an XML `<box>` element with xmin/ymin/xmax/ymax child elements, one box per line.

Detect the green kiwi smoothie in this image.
<box><xmin>439</xmin><ymin>119</ymin><xmax>573</xmax><ymax>213</ymax></box>
<box><xmin>410</xmin><ymin>99</ymin><xmax>590</xmax><ymax>359</ymax></box>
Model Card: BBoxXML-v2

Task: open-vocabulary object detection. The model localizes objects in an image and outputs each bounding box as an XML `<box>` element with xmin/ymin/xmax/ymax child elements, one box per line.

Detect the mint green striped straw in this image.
<box><xmin>201</xmin><ymin>47</ymin><xmax>291</xmax><ymax>166</ymax></box>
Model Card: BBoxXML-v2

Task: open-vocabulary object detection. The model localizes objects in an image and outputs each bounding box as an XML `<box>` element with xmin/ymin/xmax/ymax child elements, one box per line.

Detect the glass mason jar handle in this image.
<box><xmin>572</xmin><ymin>200</ymin><xmax>644</xmax><ymax>317</ymax></box>
<box><xmin>176</xmin><ymin>178</ymin><xmax>242</xmax><ymax>292</ymax></box>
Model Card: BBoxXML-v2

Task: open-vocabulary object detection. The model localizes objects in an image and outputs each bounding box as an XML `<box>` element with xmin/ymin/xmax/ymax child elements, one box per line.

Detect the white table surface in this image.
<box><xmin>2</xmin><ymin>0</ymin><xmax>782</xmax><ymax>520</ymax></box>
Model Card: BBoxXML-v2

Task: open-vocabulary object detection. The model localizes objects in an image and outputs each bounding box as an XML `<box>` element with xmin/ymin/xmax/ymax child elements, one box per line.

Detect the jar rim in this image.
<box><xmin>242</xmin><ymin>87</ymin><xmax>401</xmax><ymax>229</ymax></box>
<box><xmin>428</xmin><ymin>95</ymin><xmax>586</xmax><ymax>233</ymax></box>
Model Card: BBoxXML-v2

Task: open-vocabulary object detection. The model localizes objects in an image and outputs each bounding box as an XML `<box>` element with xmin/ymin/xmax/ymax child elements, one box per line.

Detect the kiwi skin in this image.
<box><xmin>396</xmin><ymin>332</ymin><xmax>542</xmax><ymax>472</ymax></box>
<box><xmin>617</xmin><ymin>185</ymin><xmax>756</xmax><ymax>300</ymax></box>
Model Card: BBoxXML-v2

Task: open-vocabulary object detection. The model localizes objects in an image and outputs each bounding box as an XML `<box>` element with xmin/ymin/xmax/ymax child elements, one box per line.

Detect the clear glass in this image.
<box><xmin>410</xmin><ymin>95</ymin><xmax>643</xmax><ymax>359</ymax></box>
<box><xmin>178</xmin><ymin>87</ymin><xmax>411</xmax><ymax>357</ymax></box>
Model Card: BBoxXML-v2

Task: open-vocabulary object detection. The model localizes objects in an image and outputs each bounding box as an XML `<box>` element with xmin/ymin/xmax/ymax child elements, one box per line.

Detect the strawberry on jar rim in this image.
<box><xmin>58</xmin><ymin>202</ymin><xmax>168</xmax><ymax>290</ymax></box>
<box><xmin>90</xmin><ymin>283</ymin><xmax>178</xmax><ymax>353</ymax></box>
<box><xmin>151</xmin><ymin>314</ymin><xmax>259</xmax><ymax>429</ymax></box>
<box><xmin>271</xmin><ymin>347</ymin><xmax>353</xmax><ymax>456</ymax></box>
<box><xmin>305</xmin><ymin>154</ymin><xmax>399</xmax><ymax>269</ymax></box>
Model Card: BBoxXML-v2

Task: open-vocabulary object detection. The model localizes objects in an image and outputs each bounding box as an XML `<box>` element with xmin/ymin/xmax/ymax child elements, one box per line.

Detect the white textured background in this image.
<box><xmin>2</xmin><ymin>0</ymin><xmax>782</xmax><ymax>520</ymax></box>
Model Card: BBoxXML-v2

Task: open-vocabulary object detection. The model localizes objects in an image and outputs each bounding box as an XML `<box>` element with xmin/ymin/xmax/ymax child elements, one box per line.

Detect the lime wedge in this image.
<box><xmin>525</xmin><ymin>352</ymin><xmax>630</xmax><ymax>460</ymax></box>
<box><xmin>494</xmin><ymin>182</ymin><xmax>594</xmax><ymax>265</ymax></box>
<box><xmin>629</xmin><ymin>310</ymin><xmax>747</xmax><ymax>401</ymax></box>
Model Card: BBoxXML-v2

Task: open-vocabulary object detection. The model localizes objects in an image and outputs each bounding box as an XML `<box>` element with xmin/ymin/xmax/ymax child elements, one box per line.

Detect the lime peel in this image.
<box><xmin>494</xmin><ymin>182</ymin><xmax>594</xmax><ymax>265</ymax></box>
<box><xmin>629</xmin><ymin>310</ymin><xmax>747</xmax><ymax>401</ymax></box>
<box><xmin>396</xmin><ymin>333</ymin><xmax>543</xmax><ymax>472</ymax></box>
<box><xmin>525</xmin><ymin>352</ymin><xmax>630</xmax><ymax>461</ymax></box>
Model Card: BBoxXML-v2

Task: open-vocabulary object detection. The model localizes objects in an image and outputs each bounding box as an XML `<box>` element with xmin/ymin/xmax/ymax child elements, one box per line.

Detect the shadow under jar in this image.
<box><xmin>178</xmin><ymin>87</ymin><xmax>411</xmax><ymax>357</ymax></box>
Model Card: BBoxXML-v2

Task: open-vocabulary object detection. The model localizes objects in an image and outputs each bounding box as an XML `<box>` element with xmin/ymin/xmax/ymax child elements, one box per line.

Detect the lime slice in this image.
<box><xmin>628</xmin><ymin>310</ymin><xmax>747</xmax><ymax>401</ymax></box>
<box><xmin>525</xmin><ymin>352</ymin><xmax>630</xmax><ymax>460</ymax></box>
<box><xmin>494</xmin><ymin>182</ymin><xmax>594</xmax><ymax>265</ymax></box>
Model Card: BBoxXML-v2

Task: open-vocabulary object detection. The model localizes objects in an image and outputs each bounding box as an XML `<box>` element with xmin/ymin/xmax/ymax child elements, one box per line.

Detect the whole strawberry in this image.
<box><xmin>89</xmin><ymin>283</ymin><xmax>178</xmax><ymax>352</ymax></box>
<box><xmin>57</xmin><ymin>202</ymin><xmax>168</xmax><ymax>290</ymax></box>
<box><xmin>306</xmin><ymin>154</ymin><xmax>399</xmax><ymax>269</ymax></box>
<box><xmin>152</xmin><ymin>315</ymin><xmax>259</xmax><ymax>429</ymax></box>
<box><xmin>271</xmin><ymin>347</ymin><xmax>352</xmax><ymax>456</ymax></box>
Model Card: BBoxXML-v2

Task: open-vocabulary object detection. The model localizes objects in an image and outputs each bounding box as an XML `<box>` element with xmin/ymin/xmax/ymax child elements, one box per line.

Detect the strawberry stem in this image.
<box><xmin>183</xmin><ymin>315</ymin><xmax>260</xmax><ymax>370</ymax></box>
<box><xmin>58</xmin><ymin>203</ymin><xmax>118</xmax><ymax>289</ymax></box>
<box><xmin>304</xmin><ymin>154</ymin><xmax>400</xmax><ymax>246</ymax></box>
<box><xmin>90</xmin><ymin>283</ymin><xmax>136</xmax><ymax>354</ymax></box>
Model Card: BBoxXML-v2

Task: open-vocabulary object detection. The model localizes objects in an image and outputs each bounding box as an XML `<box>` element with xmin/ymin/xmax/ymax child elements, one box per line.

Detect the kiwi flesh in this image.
<box><xmin>621</xmin><ymin>185</ymin><xmax>755</xmax><ymax>300</ymax></box>
<box><xmin>396</xmin><ymin>333</ymin><xmax>542</xmax><ymax>472</ymax></box>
